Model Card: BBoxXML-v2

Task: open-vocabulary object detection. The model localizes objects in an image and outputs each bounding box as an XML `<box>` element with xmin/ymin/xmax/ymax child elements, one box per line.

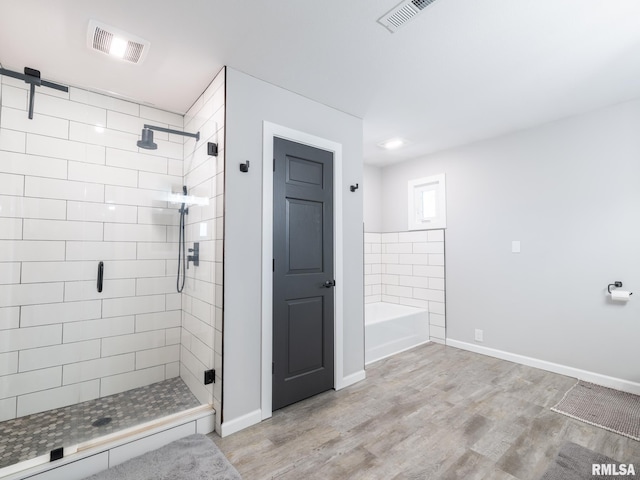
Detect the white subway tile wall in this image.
<box><xmin>364</xmin><ymin>229</ymin><xmax>446</xmax><ymax>344</ymax></box>
<box><xmin>364</xmin><ymin>233</ymin><xmax>382</xmax><ymax>304</ymax></box>
<box><xmin>180</xmin><ymin>68</ymin><xmax>225</xmax><ymax>432</ymax></box>
<box><xmin>0</xmin><ymin>70</ymin><xmax>224</xmax><ymax>423</ymax></box>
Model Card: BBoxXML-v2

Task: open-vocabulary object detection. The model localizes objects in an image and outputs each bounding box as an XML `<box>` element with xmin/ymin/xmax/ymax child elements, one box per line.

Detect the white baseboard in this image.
<box><xmin>336</xmin><ymin>370</ymin><xmax>366</xmax><ymax>390</ymax></box>
<box><xmin>220</xmin><ymin>409</ymin><xmax>262</xmax><ymax>438</ymax></box>
<box><xmin>446</xmin><ymin>339</ymin><xmax>640</xmax><ymax>395</ymax></box>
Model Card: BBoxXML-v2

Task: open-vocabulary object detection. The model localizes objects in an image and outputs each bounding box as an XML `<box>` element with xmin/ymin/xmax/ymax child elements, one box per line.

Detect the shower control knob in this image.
<box><xmin>187</xmin><ymin>242</ymin><xmax>200</xmax><ymax>267</ymax></box>
<box><xmin>323</xmin><ymin>280</ymin><xmax>336</xmax><ymax>288</ymax></box>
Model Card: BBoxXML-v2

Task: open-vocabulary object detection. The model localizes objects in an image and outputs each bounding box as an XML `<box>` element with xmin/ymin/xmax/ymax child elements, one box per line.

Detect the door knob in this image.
<box><xmin>323</xmin><ymin>280</ymin><xmax>336</xmax><ymax>288</ymax></box>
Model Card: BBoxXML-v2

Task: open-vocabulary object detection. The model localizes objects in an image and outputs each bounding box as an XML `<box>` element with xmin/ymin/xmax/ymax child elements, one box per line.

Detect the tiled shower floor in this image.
<box><xmin>0</xmin><ymin>377</ymin><xmax>201</xmax><ymax>470</ymax></box>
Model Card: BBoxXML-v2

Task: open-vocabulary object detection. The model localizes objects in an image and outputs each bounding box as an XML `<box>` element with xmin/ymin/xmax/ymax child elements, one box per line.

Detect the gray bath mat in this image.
<box><xmin>551</xmin><ymin>381</ymin><xmax>640</xmax><ymax>441</ymax></box>
<box><xmin>83</xmin><ymin>434</ymin><xmax>242</xmax><ymax>480</ymax></box>
<box><xmin>540</xmin><ymin>442</ymin><xmax>638</xmax><ymax>480</ymax></box>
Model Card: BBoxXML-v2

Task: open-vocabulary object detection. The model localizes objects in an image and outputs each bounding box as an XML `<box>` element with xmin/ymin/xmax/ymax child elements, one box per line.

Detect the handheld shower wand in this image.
<box><xmin>177</xmin><ymin>186</ymin><xmax>188</xmax><ymax>293</ymax></box>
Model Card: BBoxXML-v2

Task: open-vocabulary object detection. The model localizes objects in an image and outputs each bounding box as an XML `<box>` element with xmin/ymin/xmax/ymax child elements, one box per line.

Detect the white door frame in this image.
<box><xmin>261</xmin><ymin>121</ymin><xmax>344</xmax><ymax>420</ymax></box>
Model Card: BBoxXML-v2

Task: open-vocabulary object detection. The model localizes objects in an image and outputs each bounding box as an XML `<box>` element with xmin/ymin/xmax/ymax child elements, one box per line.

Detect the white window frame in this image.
<box><xmin>408</xmin><ymin>173</ymin><xmax>446</xmax><ymax>230</ymax></box>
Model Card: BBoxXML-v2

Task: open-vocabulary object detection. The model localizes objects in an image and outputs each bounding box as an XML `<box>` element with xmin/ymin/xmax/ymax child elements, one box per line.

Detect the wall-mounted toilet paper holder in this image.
<box><xmin>607</xmin><ymin>282</ymin><xmax>622</xmax><ymax>293</ymax></box>
<box><xmin>607</xmin><ymin>281</ymin><xmax>623</xmax><ymax>293</ymax></box>
<box><xmin>607</xmin><ymin>281</ymin><xmax>632</xmax><ymax>295</ymax></box>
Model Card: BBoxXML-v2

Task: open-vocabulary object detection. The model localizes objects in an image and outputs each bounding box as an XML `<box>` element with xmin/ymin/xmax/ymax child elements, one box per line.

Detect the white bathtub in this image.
<box><xmin>365</xmin><ymin>302</ymin><xmax>430</xmax><ymax>365</ymax></box>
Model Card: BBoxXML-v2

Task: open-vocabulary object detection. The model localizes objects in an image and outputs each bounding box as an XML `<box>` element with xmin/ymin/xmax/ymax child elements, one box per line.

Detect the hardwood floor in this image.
<box><xmin>211</xmin><ymin>343</ymin><xmax>640</xmax><ymax>479</ymax></box>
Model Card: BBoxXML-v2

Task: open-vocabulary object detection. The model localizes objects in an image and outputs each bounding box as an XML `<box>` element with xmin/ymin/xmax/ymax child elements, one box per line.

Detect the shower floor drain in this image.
<box><xmin>91</xmin><ymin>417</ymin><xmax>112</xmax><ymax>427</ymax></box>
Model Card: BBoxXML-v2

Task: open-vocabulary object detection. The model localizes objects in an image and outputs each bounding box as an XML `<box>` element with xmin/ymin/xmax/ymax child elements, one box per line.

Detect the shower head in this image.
<box><xmin>137</xmin><ymin>127</ymin><xmax>157</xmax><ymax>150</ymax></box>
<box><xmin>136</xmin><ymin>124</ymin><xmax>199</xmax><ymax>150</ymax></box>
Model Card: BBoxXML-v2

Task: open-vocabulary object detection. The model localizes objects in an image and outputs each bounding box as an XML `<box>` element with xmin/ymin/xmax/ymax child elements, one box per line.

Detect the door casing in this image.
<box><xmin>261</xmin><ymin>121</ymin><xmax>344</xmax><ymax>420</ymax></box>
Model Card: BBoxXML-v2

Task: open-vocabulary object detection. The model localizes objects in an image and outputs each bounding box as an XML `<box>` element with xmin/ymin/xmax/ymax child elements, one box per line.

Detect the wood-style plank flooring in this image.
<box><xmin>210</xmin><ymin>343</ymin><xmax>640</xmax><ymax>479</ymax></box>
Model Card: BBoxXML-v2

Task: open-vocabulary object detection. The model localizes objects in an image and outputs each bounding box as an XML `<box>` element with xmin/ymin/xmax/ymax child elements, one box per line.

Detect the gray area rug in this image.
<box><xmin>540</xmin><ymin>442</ymin><xmax>638</xmax><ymax>480</ymax></box>
<box><xmin>551</xmin><ymin>381</ymin><xmax>640</xmax><ymax>441</ymax></box>
<box><xmin>83</xmin><ymin>434</ymin><xmax>242</xmax><ymax>480</ymax></box>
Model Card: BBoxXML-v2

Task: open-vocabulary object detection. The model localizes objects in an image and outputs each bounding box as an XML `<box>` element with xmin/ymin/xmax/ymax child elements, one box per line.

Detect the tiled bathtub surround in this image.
<box><xmin>364</xmin><ymin>230</ymin><xmax>446</xmax><ymax>343</ymax></box>
<box><xmin>179</xmin><ymin>68</ymin><xmax>225</xmax><ymax>431</ymax></box>
<box><xmin>0</xmin><ymin>74</ymin><xmax>211</xmax><ymax>423</ymax></box>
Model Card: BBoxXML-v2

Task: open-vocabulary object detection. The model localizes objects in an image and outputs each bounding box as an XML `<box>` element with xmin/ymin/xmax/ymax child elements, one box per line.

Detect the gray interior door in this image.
<box><xmin>273</xmin><ymin>137</ymin><xmax>334</xmax><ymax>411</ymax></box>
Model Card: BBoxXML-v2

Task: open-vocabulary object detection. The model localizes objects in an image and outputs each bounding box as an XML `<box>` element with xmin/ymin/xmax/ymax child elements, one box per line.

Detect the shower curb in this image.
<box><xmin>0</xmin><ymin>406</ymin><xmax>215</xmax><ymax>480</ymax></box>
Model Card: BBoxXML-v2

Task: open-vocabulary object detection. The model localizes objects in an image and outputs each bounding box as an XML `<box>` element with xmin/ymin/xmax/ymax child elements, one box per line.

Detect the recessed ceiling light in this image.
<box><xmin>379</xmin><ymin>138</ymin><xmax>406</xmax><ymax>150</ymax></box>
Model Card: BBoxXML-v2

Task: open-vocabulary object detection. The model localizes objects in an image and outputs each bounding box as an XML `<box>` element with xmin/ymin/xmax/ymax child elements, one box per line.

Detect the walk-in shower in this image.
<box><xmin>0</xmin><ymin>97</ymin><xmax>218</xmax><ymax>476</ymax></box>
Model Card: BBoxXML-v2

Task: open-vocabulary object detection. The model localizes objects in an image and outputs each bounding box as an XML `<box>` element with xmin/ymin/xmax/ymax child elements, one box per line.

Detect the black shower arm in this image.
<box><xmin>143</xmin><ymin>124</ymin><xmax>200</xmax><ymax>141</ymax></box>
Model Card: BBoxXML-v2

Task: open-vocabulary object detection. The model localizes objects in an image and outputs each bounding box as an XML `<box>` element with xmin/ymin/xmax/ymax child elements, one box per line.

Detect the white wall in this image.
<box><xmin>0</xmin><ymin>75</ymin><xmax>188</xmax><ymax>420</ymax></box>
<box><xmin>223</xmin><ymin>68</ymin><xmax>364</xmax><ymax>428</ymax></box>
<box><xmin>380</xmin><ymin>99</ymin><xmax>640</xmax><ymax>387</ymax></box>
<box><xmin>363</xmin><ymin>165</ymin><xmax>382</xmax><ymax>232</ymax></box>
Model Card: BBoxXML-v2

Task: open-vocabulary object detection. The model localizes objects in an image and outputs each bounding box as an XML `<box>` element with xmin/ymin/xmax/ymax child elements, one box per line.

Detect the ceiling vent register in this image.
<box><xmin>87</xmin><ymin>20</ymin><xmax>150</xmax><ymax>64</ymax></box>
<box><xmin>378</xmin><ymin>0</ymin><xmax>438</xmax><ymax>33</ymax></box>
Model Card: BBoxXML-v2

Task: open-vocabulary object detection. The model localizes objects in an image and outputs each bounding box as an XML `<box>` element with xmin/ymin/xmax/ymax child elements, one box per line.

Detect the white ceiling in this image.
<box><xmin>2</xmin><ymin>0</ymin><xmax>640</xmax><ymax>166</ymax></box>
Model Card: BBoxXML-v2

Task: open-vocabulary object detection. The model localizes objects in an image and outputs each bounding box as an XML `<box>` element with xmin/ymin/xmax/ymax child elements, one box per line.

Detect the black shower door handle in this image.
<box><xmin>97</xmin><ymin>261</ymin><xmax>104</xmax><ymax>292</ymax></box>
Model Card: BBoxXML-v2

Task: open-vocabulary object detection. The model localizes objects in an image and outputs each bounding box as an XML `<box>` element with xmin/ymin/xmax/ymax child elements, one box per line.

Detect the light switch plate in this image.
<box><xmin>511</xmin><ymin>240</ymin><xmax>521</xmax><ymax>253</ymax></box>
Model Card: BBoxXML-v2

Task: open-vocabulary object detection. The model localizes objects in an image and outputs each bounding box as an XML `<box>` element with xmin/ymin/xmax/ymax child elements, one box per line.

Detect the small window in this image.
<box><xmin>408</xmin><ymin>174</ymin><xmax>446</xmax><ymax>230</ymax></box>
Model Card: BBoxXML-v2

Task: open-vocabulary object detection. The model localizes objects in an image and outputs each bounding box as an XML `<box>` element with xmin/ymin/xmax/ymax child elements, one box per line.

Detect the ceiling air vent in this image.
<box><xmin>87</xmin><ymin>20</ymin><xmax>150</xmax><ymax>64</ymax></box>
<box><xmin>377</xmin><ymin>0</ymin><xmax>438</xmax><ymax>33</ymax></box>
<box><xmin>412</xmin><ymin>0</ymin><xmax>438</xmax><ymax>10</ymax></box>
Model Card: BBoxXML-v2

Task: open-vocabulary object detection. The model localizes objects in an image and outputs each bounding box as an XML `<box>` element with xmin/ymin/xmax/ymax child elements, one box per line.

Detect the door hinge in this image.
<box><xmin>272</xmin><ymin>362</ymin><xmax>275</xmax><ymax>374</ymax></box>
<box><xmin>272</xmin><ymin>259</ymin><xmax>275</xmax><ymax>272</ymax></box>
<box><xmin>204</xmin><ymin>369</ymin><xmax>215</xmax><ymax>385</ymax></box>
<box><xmin>273</xmin><ymin>158</ymin><xmax>276</xmax><ymax>171</ymax></box>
